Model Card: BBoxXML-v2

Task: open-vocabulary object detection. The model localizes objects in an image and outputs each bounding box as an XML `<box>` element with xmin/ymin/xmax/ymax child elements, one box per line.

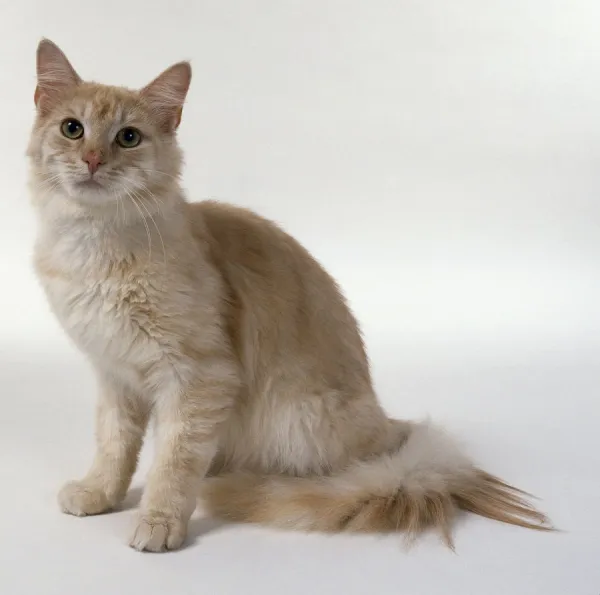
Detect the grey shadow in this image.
<box><xmin>117</xmin><ymin>486</ymin><xmax>144</xmax><ymax>512</ymax></box>
<box><xmin>184</xmin><ymin>516</ymin><xmax>231</xmax><ymax>549</ymax></box>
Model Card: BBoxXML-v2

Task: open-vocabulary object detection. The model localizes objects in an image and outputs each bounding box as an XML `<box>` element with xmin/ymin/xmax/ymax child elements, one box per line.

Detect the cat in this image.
<box><xmin>27</xmin><ymin>38</ymin><xmax>552</xmax><ymax>552</ymax></box>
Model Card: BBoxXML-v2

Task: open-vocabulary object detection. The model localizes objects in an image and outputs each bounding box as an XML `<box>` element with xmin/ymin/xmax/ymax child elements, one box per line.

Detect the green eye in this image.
<box><xmin>116</xmin><ymin>127</ymin><xmax>141</xmax><ymax>148</ymax></box>
<box><xmin>61</xmin><ymin>118</ymin><xmax>84</xmax><ymax>140</ymax></box>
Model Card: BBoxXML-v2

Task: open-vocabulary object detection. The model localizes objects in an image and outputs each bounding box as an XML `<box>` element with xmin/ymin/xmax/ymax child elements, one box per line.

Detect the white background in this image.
<box><xmin>0</xmin><ymin>1</ymin><xmax>598</xmax><ymax>594</ymax></box>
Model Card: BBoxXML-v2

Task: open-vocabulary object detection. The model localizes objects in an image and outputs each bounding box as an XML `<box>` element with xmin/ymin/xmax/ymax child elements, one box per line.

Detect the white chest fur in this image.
<box><xmin>33</xmin><ymin>210</ymin><xmax>227</xmax><ymax>399</ymax></box>
<box><xmin>34</xmin><ymin>226</ymin><xmax>167</xmax><ymax>372</ymax></box>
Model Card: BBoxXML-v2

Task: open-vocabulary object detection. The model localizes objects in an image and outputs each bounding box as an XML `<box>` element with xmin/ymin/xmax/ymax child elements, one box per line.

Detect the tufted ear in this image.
<box><xmin>140</xmin><ymin>61</ymin><xmax>191</xmax><ymax>132</ymax></box>
<box><xmin>35</xmin><ymin>39</ymin><xmax>81</xmax><ymax>115</ymax></box>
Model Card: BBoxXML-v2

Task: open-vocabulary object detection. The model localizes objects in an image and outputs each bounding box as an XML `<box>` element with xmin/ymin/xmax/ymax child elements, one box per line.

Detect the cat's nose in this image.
<box><xmin>82</xmin><ymin>151</ymin><xmax>103</xmax><ymax>175</ymax></box>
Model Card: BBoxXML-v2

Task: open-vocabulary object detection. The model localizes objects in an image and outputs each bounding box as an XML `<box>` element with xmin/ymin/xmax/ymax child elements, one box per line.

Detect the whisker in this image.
<box><xmin>35</xmin><ymin>180</ymin><xmax>62</xmax><ymax>196</ymax></box>
<box><xmin>135</xmin><ymin>180</ymin><xmax>165</xmax><ymax>218</ymax></box>
<box><xmin>118</xmin><ymin>195</ymin><xmax>125</xmax><ymax>227</ymax></box>
<box><xmin>113</xmin><ymin>190</ymin><xmax>123</xmax><ymax>226</ymax></box>
<box><xmin>123</xmin><ymin>186</ymin><xmax>152</xmax><ymax>261</ymax></box>
<box><xmin>128</xmin><ymin>186</ymin><xmax>167</xmax><ymax>267</ymax></box>
<box><xmin>137</xmin><ymin>168</ymin><xmax>180</xmax><ymax>182</ymax></box>
<box><xmin>35</xmin><ymin>174</ymin><xmax>63</xmax><ymax>194</ymax></box>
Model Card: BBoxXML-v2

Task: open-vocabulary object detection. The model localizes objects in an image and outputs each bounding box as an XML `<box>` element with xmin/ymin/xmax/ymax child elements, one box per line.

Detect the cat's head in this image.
<box><xmin>27</xmin><ymin>39</ymin><xmax>191</xmax><ymax>217</ymax></box>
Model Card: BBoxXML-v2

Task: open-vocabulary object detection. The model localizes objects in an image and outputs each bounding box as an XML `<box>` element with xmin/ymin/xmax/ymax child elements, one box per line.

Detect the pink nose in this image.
<box><xmin>82</xmin><ymin>151</ymin><xmax>103</xmax><ymax>175</ymax></box>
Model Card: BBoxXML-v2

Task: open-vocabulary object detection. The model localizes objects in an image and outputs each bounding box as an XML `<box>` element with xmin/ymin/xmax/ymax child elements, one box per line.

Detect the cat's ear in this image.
<box><xmin>140</xmin><ymin>62</ymin><xmax>191</xmax><ymax>132</ymax></box>
<box><xmin>35</xmin><ymin>39</ymin><xmax>81</xmax><ymax>115</ymax></box>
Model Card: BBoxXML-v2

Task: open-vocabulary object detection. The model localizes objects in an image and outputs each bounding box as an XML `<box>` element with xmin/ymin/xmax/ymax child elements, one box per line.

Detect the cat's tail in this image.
<box><xmin>200</xmin><ymin>421</ymin><xmax>552</xmax><ymax>547</ymax></box>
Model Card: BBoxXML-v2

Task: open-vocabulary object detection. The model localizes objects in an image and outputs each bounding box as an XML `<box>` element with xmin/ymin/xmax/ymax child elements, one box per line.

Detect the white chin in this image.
<box><xmin>69</xmin><ymin>181</ymin><xmax>113</xmax><ymax>204</ymax></box>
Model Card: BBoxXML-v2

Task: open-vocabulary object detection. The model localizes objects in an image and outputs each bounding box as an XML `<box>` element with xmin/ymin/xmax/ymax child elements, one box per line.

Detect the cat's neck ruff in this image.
<box><xmin>33</xmin><ymin>184</ymin><xmax>189</xmax><ymax>273</ymax></box>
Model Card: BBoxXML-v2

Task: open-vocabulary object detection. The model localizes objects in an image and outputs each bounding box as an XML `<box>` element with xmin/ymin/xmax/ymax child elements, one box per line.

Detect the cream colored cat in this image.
<box><xmin>28</xmin><ymin>39</ymin><xmax>551</xmax><ymax>552</ymax></box>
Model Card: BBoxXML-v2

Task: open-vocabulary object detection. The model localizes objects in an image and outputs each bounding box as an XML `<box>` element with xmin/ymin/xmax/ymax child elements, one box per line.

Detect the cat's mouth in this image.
<box><xmin>75</xmin><ymin>177</ymin><xmax>103</xmax><ymax>189</ymax></box>
<box><xmin>70</xmin><ymin>176</ymin><xmax>112</xmax><ymax>201</ymax></box>
<box><xmin>74</xmin><ymin>177</ymin><xmax>105</xmax><ymax>191</ymax></box>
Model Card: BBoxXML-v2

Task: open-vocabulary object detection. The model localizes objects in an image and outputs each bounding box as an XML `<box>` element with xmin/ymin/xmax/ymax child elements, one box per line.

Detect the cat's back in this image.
<box><xmin>189</xmin><ymin>200</ymin><xmax>370</xmax><ymax>389</ymax></box>
<box><xmin>191</xmin><ymin>200</ymin><xmax>343</xmax><ymax>306</ymax></box>
<box><xmin>192</xmin><ymin>200</ymin><xmax>314</xmax><ymax>281</ymax></box>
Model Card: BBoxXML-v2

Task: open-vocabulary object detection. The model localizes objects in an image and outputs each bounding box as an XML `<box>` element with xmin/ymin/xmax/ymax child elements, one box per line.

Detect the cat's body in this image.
<box><xmin>36</xmin><ymin>196</ymin><xmax>392</xmax><ymax>477</ymax></box>
<box><xmin>28</xmin><ymin>40</ymin><xmax>551</xmax><ymax>552</ymax></box>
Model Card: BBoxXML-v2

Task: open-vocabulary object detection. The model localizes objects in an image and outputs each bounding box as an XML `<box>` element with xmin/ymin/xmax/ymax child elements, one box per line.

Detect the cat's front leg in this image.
<box><xmin>129</xmin><ymin>363</ymin><xmax>239</xmax><ymax>552</ymax></box>
<box><xmin>59</xmin><ymin>373</ymin><xmax>149</xmax><ymax>516</ymax></box>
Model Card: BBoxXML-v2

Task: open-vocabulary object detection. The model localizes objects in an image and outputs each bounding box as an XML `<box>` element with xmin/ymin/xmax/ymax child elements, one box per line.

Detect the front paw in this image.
<box><xmin>129</xmin><ymin>512</ymin><xmax>187</xmax><ymax>552</ymax></box>
<box><xmin>58</xmin><ymin>480</ymin><xmax>112</xmax><ymax>516</ymax></box>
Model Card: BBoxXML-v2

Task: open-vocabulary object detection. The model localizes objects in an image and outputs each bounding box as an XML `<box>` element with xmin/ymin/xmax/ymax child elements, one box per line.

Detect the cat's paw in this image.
<box><xmin>129</xmin><ymin>512</ymin><xmax>187</xmax><ymax>552</ymax></box>
<box><xmin>58</xmin><ymin>480</ymin><xmax>112</xmax><ymax>516</ymax></box>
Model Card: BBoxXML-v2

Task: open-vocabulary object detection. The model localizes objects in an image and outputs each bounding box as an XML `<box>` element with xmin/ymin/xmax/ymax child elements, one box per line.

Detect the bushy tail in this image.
<box><xmin>200</xmin><ymin>422</ymin><xmax>552</xmax><ymax>547</ymax></box>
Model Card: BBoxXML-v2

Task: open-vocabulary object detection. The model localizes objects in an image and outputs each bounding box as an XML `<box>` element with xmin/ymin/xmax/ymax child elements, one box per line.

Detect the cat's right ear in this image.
<box><xmin>35</xmin><ymin>39</ymin><xmax>81</xmax><ymax>115</ymax></box>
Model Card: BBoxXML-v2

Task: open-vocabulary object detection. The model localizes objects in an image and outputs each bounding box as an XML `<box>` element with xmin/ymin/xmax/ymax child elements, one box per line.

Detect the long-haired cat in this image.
<box><xmin>28</xmin><ymin>39</ymin><xmax>551</xmax><ymax>552</ymax></box>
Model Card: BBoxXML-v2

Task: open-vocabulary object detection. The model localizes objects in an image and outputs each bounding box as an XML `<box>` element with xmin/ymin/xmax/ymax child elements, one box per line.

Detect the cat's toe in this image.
<box><xmin>129</xmin><ymin>512</ymin><xmax>187</xmax><ymax>552</ymax></box>
<box><xmin>58</xmin><ymin>481</ymin><xmax>112</xmax><ymax>516</ymax></box>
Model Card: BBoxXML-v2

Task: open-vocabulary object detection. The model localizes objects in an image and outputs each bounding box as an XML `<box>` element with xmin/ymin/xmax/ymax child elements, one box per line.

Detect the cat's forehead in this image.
<box><xmin>66</xmin><ymin>83</ymin><xmax>147</xmax><ymax>125</ymax></box>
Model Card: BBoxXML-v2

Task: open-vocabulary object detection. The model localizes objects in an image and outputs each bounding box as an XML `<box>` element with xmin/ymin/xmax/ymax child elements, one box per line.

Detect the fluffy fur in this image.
<box><xmin>28</xmin><ymin>39</ymin><xmax>552</xmax><ymax>552</ymax></box>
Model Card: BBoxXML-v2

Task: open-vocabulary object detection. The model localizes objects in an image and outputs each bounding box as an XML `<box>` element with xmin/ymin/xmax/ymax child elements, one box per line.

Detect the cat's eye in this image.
<box><xmin>116</xmin><ymin>127</ymin><xmax>142</xmax><ymax>148</ymax></box>
<box><xmin>61</xmin><ymin>119</ymin><xmax>84</xmax><ymax>140</ymax></box>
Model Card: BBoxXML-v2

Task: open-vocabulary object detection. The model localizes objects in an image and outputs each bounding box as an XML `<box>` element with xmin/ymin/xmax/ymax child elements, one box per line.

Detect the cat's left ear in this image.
<box><xmin>35</xmin><ymin>39</ymin><xmax>81</xmax><ymax>115</ymax></box>
<box><xmin>140</xmin><ymin>62</ymin><xmax>192</xmax><ymax>132</ymax></box>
